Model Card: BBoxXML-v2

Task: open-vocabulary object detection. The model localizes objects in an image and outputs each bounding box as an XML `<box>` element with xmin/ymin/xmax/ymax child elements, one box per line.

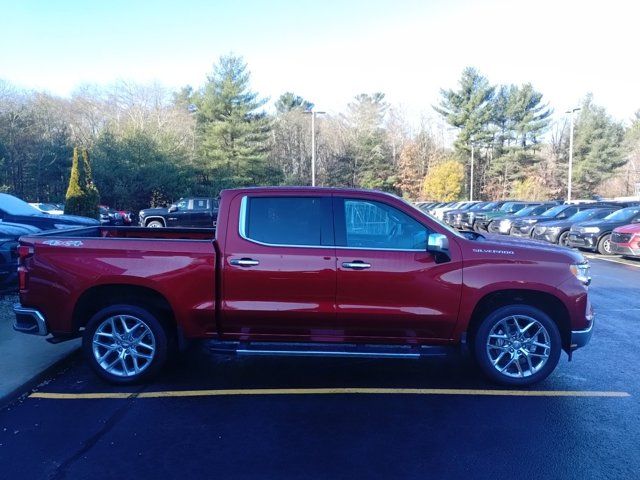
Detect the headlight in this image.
<box><xmin>570</xmin><ymin>263</ymin><xmax>591</xmax><ymax>286</ymax></box>
<box><xmin>498</xmin><ymin>219</ymin><xmax>512</xmax><ymax>232</ymax></box>
<box><xmin>582</xmin><ymin>227</ymin><xmax>600</xmax><ymax>233</ymax></box>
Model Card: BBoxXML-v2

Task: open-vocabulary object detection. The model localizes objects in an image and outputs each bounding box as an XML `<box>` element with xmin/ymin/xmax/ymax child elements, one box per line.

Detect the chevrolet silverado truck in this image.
<box><xmin>13</xmin><ymin>187</ymin><xmax>594</xmax><ymax>386</ymax></box>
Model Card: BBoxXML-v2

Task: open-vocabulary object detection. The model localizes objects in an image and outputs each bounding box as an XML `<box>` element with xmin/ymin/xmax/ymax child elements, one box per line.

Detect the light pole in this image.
<box><xmin>566</xmin><ymin>107</ymin><xmax>581</xmax><ymax>202</ymax></box>
<box><xmin>304</xmin><ymin>110</ymin><xmax>325</xmax><ymax>187</ymax></box>
<box><xmin>470</xmin><ymin>142</ymin><xmax>475</xmax><ymax>201</ymax></box>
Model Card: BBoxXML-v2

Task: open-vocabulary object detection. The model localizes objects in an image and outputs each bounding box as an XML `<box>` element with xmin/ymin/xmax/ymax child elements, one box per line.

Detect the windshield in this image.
<box><xmin>513</xmin><ymin>205</ymin><xmax>539</xmax><ymax>217</ymax></box>
<box><xmin>481</xmin><ymin>202</ymin><xmax>498</xmax><ymax>210</ymax></box>
<box><xmin>540</xmin><ymin>205</ymin><xmax>565</xmax><ymax>217</ymax></box>
<box><xmin>38</xmin><ymin>203</ymin><xmax>59</xmax><ymax>212</ymax></box>
<box><xmin>568</xmin><ymin>209</ymin><xmax>605</xmax><ymax>222</ymax></box>
<box><xmin>0</xmin><ymin>194</ymin><xmax>42</xmax><ymax>216</ymax></box>
<box><xmin>605</xmin><ymin>207</ymin><xmax>640</xmax><ymax>222</ymax></box>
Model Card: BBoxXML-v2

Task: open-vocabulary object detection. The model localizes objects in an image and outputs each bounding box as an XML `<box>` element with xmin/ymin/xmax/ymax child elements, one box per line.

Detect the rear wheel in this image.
<box><xmin>473</xmin><ymin>305</ymin><xmax>561</xmax><ymax>386</ymax></box>
<box><xmin>82</xmin><ymin>304</ymin><xmax>170</xmax><ymax>384</ymax></box>
<box><xmin>597</xmin><ymin>234</ymin><xmax>612</xmax><ymax>255</ymax></box>
<box><xmin>146</xmin><ymin>220</ymin><xmax>164</xmax><ymax>228</ymax></box>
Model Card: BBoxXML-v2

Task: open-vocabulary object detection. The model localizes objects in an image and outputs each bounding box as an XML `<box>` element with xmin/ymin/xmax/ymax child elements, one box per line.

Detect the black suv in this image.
<box><xmin>531</xmin><ymin>206</ymin><xmax>621</xmax><ymax>246</ymax></box>
<box><xmin>509</xmin><ymin>203</ymin><xmax>607</xmax><ymax>238</ymax></box>
<box><xmin>568</xmin><ymin>206</ymin><xmax>640</xmax><ymax>254</ymax></box>
<box><xmin>139</xmin><ymin>197</ymin><xmax>219</xmax><ymax>228</ymax></box>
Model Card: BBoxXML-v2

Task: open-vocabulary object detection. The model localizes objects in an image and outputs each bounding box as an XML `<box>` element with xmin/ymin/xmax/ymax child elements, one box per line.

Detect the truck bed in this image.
<box><xmin>27</xmin><ymin>226</ymin><xmax>216</xmax><ymax>241</ymax></box>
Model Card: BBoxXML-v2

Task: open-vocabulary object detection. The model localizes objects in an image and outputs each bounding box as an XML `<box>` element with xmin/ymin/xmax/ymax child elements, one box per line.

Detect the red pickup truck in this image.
<box><xmin>13</xmin><ymin>187</ymin><xmax>594</xmax><ymax>386</ymax></box>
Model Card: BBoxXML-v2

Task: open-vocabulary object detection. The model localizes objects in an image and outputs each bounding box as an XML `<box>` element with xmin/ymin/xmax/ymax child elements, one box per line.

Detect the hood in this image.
<box><xmin>52</xmin><ymin>214</ymin><xmax>100</xmax><ymax>225</ymax></box>
<box><xmin>0</xmin><ymin>221</ymin><xmax>41</xmax><ymax>237</ymax></box>
<box><xmin>534</xmin><ymin>218</ymin><xmax>571</xmax><ymax>228</ymax></box>
<box><xmin>476</xmin><ymin>232</ymin><xmax>585</xmax><ymax>263</ymax></box>
<box><xmin>140</xmin><ymin>207</ymin><xmax>168</xmax><ymax>216</ymax></box>
<box><xmin>613</xmin><ymin>223</ymin><xmax>640</xmax><ymax>234</ymax></box>
<box><xmin>512</xmin><ymin>215</ymin><xmax>545</xmax><ymax>224</ymax></box>
<box><xmin>572</xmin><ymin>218</ymin><xmax>626</xmax><ymax>230</ymax></box>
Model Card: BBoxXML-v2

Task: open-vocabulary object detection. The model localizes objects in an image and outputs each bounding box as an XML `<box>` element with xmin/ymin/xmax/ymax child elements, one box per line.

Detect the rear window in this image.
<box><xmin>243</xmin><ymin>197</ymin><xmax>325</xmax><ymax>246</ymax></box>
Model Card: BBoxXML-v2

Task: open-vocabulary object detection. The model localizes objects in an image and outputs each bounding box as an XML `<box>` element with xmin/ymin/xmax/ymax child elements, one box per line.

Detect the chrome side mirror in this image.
<box><xmin>428</xmin><ymin>233</ymin><xmax>450</xmax><ymax>263</ymax></box>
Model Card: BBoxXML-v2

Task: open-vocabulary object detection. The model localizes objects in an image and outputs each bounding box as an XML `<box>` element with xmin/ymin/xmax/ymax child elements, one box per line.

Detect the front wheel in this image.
<box><xmin>146</xmin><ymin>220</ymin><xmax>164</xmax><ymax>228</ymax></box>
<box><xmin>597</xmin><ymin>233</ymin><xmax>612</xmax><ymax>255</ymax></box>
<box><xmin>473</xmin><ymin>305</ymin><xmax>561</xmax><ymax>386</ymax></box>
<box><xmin>558</xmin><ymin>231</ymin><xmax>570</xmax><ymax>246</ymax></box>
<box><xmin>82</xmin><ymin>304</ymin><xmax>170</xmax><ymax>384</ymax></box>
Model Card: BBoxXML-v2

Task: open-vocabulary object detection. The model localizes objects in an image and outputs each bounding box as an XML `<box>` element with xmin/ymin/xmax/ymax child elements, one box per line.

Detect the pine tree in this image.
<box><xmin>64</xmin><ymin>147</ymin><xmax>99</xmax><ymax>218</ymax></box>
<box><xmin>196</xmin><ymin>54</ymin><xmax>277</xmax><ymax>191</ymax></box>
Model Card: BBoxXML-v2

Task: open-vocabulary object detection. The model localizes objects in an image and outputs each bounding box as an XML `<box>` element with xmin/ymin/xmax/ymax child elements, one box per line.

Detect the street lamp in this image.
<box><xmin>469</xmin><ymin>141</ymin><xmax>475</xmax><ymax>202</ymax></box>
<box><xmin>566</xmin><ymin>107</ymin><xmax>581</xmax><ymax>202</ymax></box>
<box><xmin>303</xmin><ymin>110</ymin><xmax>326</xmax><ymax>187</ymax></box>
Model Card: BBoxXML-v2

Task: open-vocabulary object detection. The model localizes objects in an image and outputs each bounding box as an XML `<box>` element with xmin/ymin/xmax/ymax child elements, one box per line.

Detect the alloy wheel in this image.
<box><xmin>486</xmin><ymin>315</ymin><xmax>551</xmax><ymax>378</ymax></box>
<box><xmin>92</xmin><ymin>315</ymin><xmax>156</xmax><ymax>377</ymax></box>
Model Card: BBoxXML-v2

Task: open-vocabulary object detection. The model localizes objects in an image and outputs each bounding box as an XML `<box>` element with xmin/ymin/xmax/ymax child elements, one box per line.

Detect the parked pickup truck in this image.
<box><xmin>13</xmin><ymin>187</ymin><xmax>594</xmax><ymax>386</ymax></box>
<box><xmin>138</xmin><ymin>197</ymin><xmax>219</xmax><ymax>228</ymax></box>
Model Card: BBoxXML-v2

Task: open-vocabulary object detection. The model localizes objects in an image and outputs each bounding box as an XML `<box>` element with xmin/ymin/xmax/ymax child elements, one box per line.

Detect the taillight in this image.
<box><xmin>17</xmin><ymin>245</ymin><xmax>34</xmax><ymax>291</ymax></box>
<box><xmin>18</xmin><ymin>245</ymin><xmax>34</xmax><ymax>263</ymax></box>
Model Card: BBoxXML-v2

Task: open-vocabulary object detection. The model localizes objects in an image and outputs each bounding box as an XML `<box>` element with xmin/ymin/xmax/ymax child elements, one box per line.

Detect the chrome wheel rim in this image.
<box><xmin>92</xmin><ymin>315</ymin><xmax>156</xmax><ymax>378</ymax></box>
<box><xmin>559</xmin><ymin>233</ymin><xmax>569</xmax><ymax>246</ymax></box>
<box><xmin>486</xmin><ymin>315</ymin><xmax>551</xmax><ymax>378</ymax></box>
<box><xmin>603</xmin><ymin>238</ymin><xmax>611</xmax><ymax>254</ymax></box>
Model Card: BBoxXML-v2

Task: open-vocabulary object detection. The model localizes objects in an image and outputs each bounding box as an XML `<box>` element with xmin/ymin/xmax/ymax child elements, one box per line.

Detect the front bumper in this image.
<box><xmin>568</xmin><ymin>232</ymin><xmax>598</xmax><ymax>251</ymax></box>
<box><xmin>13</xmin><ymin>304</ymin><xmax>48</xmax><ymax>336</ymax></box>
<box><xmin>510</xmin><ymin>224</ymin><xmax>535</xmax><ymax>237</ymax></box>
<box><xmin>531</xmin><ymin>231</ymin><xmax>561</xmax><ymax>244</ymax></box>
<box><xmin>610</xmin><ymin>243</ymin><xmax>640</xmax><ymax>257</ymax></box>
<box><xmin>571</xmin><ymin>309</ymin><xmax>595</xmax><ymax>350</ymax></box>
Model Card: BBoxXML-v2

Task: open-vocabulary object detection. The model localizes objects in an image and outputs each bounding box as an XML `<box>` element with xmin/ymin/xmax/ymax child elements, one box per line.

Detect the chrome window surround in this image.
<box><xmin>238</xmin><ymin>195</ymin><xmax>426</xmax><ymax>252</ymax></box>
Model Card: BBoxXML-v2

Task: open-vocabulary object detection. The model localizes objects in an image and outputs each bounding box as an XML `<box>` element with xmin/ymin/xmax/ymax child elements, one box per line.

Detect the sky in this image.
<box><xmin>1</xmin><ymin>0</ymin><xmax>639</xmax><ymax>126</ymax></box>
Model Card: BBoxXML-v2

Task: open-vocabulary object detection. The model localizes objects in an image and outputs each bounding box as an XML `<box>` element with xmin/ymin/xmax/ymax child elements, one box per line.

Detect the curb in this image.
<box><xmin>0</xmin><ymin>348</ymin><xmax>81</xmax><ymax>409</ymax></box>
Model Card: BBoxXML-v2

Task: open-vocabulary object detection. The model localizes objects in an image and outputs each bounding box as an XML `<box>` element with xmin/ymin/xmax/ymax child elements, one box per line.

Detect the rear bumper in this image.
<box><xmin>13</xmin><ymin>304</ymin><xmax>48</xmax><ymax>336</ymax></box>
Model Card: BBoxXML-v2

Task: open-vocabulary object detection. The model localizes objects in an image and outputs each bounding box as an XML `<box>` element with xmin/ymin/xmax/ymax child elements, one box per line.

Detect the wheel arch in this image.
<box><xmin>466</xmin><ymin>289</ymin><xmax>571</xmax><ymax>351</ymax></box>
<box><xmin>144</xmin><ymin>216</ymin><xmax>166</xmax><ymax>227</ymax></box>
<box><xmin>73</xmin><ymin>283</ymin><xmax>177</xmax><ymax>336</ymax></box>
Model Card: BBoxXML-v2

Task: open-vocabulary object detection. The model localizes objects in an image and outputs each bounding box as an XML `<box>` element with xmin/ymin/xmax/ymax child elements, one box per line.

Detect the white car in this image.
<box><xmin>29</xmin><ymin>203</ymin><xmax>64</xmax><ymax>215</ymax></box>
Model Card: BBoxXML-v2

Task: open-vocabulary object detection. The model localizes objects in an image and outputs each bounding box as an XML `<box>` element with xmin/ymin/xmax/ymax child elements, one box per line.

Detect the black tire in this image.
<box><xmin>558</xmin><ymin>231</ymin><xmax>569</xmax><ymax>246</ymax></box>
<box><xmin>473</xmin><ymin>304</ymin><xmax>561</xmax><ymax>386</ymax></box>
<box><xmin>82</xmin><ymin>304</ymin><xmax>170</xmax><ymax>384</ymax></box>
<box><xmin>597</xmin><ymin>233</ymin><xmax>612</xmax><ymax>255</ymax></box>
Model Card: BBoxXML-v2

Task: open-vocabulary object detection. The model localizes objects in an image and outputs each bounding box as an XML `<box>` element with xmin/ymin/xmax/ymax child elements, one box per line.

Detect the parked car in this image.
<box><xmin>0</xmin><ymin>222</ymin><xmax>41</xmax><ymax>294</ymax></box>
<box><xmin>430</xmin><ymin>201</ymin><xmax>468</xmax><ymax>220</ymax></box>
<box><xmin>0</xmin><ymin>193</ymin><xmax>99</xmax><ymax>230</ymax></box>
<box><xmin>442</xmin><ymin>201</ymin><xmax>485</xmax><ymax>227</ymax></box>
<box><xmin>29</xmin><ymin>203</ymin><xmax>64</xmax><ymax>215</ymax></box>
<box><xmin>486</xmin><ymin>203</ymin><xmax>550</xmax><ymax>235</ymax></box>
<box><xmin>473</xmin><ymin>201</ymin><xmax>531</xmax><ymax>232</ymax></box>
<box><xmin>568</xmin><ymin>206</ymin><xmax>640</xmax><ymax>254</ymax></box>
<box><xmin>14</xmin><ymin>187</ymin><xmax>593</xmax><ymax>387</ymax></box>
<box><xmin>509</xmin><ymin>204</ymin><xmax>606</xmax><ymax>238</ymax></box>
<box><xmin>531</xmin><ymin>207</ymin><xmax>620</xmax><ymax>246</ymax></box>
<box><xmin>610</xmin><ymin>224</ymin><xmax>640</xmax><ymax>258</ymax></box>
<box><xmin>457</xmin><ymin>201</ymin><xmax>510</xmax><ymax>231</ymax></box>
<box><xmin>139</xmin><ymin>197</ymin><xmax>219</xmax><ymax>228</ymax></box>
<box><xmin>99</xmin><ymin>206</ymin><xmax>125</xmax><ymax>226</ymax></box>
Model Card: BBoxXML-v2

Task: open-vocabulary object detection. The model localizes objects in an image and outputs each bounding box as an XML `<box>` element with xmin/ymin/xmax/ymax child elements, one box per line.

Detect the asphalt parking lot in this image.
<box><xmin>1</xmin><ymin>256</ymin><xmax>639</xmax><ymax>479</ymax></box>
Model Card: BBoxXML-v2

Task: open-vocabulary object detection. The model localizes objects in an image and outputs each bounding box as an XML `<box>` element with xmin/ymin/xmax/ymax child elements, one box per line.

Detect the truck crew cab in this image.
<box><xmin>13</xmin><ymin>187</ymin><xmax>593</xmax><ymax>387</ymax></box>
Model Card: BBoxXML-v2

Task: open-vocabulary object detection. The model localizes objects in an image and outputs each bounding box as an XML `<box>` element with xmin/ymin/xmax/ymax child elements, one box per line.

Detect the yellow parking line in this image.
<box><xmin>29</xmin><ymin>387</ymin><xmax>631</xmax><ymax>400</ymax></box>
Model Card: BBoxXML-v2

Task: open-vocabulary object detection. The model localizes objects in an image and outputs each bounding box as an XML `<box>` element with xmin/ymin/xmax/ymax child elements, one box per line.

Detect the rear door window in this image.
<box><xmin>242</xmin><ymin>196</ymin><xmax>332</xmax><ymax>246</ymax></box>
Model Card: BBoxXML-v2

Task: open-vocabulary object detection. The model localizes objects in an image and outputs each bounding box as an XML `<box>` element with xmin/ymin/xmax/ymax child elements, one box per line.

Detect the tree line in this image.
<box><xmin>0</xmin><ymin>56</ymin><xmax>638</xmax><ymax>212</ymax></box>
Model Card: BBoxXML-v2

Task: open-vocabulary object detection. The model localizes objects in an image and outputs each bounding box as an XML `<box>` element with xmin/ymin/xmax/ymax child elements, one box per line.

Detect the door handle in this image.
<box><xmin>342</xmin><ymin>261</ymin><xmax>371</xmax><ymax>270</ymax></box>
<box><xmin>230</xmin><ymin>258</ymin><xmax>260</xmax><ymax>267</ymax></box>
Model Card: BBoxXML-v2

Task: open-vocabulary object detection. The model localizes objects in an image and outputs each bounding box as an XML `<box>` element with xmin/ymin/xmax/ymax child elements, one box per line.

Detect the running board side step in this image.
<box><xmin>205</xmin><ymin>341</ymin><xmax>451</xmax><ymax>359</ymax></box>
